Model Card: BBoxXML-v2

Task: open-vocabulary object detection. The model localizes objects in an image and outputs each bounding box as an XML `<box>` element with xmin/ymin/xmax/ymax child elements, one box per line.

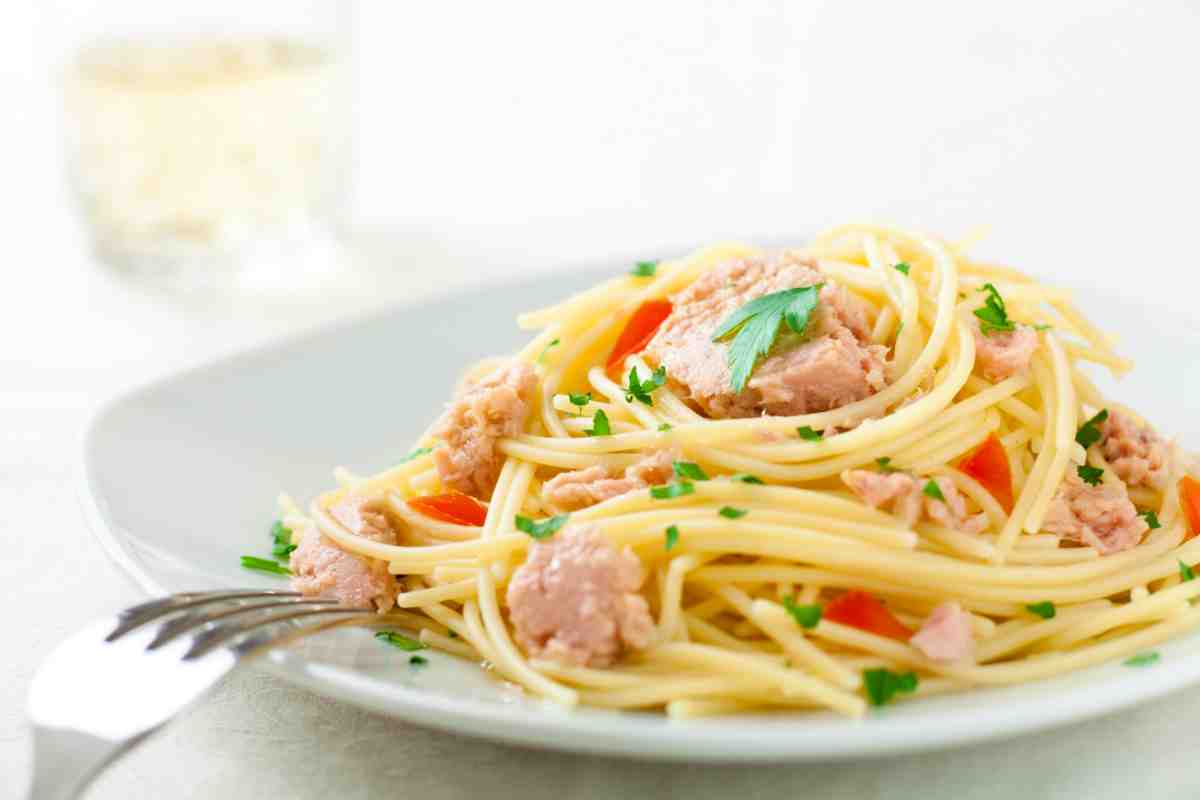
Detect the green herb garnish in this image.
<box><xmin>893</xmin><ymin>262</ymin><xmax>911</xmax><ymax>275</ymax></box>
<box><xmin>974</xmin><ymin>283</ymin><xmax>1015</xmax><ymax>335</ymax></box>
<box><xmin>1026</xmin><ymin>601</ymin><xmax>1056</xmax><ymax>619</ymax></box>
<box><xmin>515</xmin><ymin>513</ymin><xmax>569</xmax><ymax>540</ymax></box>
<box><xmin>797</xmin><ymin>426</ymin><xmax>823</xmax><ymax>441</ymax></box>
<box><xmin>1077</xmin><ymin>465</ymin><xmax>1104</xmax><ymax>487</ymax></box>
<box><xmin>409</xmin><ymin>655</ymin><xmax>429</xmax><ymax>667</ymax></box>
<box><xmin>1033</xmin><ymin>323</ymin><xmax>1052</xmax><ymax>331</ymax></box>
<box><xmin>631</xmin><ymin>260</ymin><xmax>658</xmax><ymax>277</ymax></box>
<box><xmin>568</xmin><ymin>392</ymin><xmax>592</xmax><ymax>414</ymax></box>
<box><xmin>863</xmin><ymin>669</ymin><xmax>919</xmax><ymax>707</ymax></box>
<box><xmin>650</xmin><ymin>482</ymin><xmax>695</xmax><ymax>500</ymax></box>
<box><xmin>657</xmin><ymin>423</ymin><xmax>673</xmax><ymax>432</ymax></box>
<box><xmin>875</xmin><ymin>457</ymin><xmax>898</xmax><ymax>473</ymax></box>
<box><xmin>673</xmin><ymin>461</ymin><xmax>709</xmax><ymax>481</ymax></box>
<box><xmin>624</xmin><ymin>365</ymin><xmax>668</xmax><ymax>406</ymax></box>
<box><xmin>538</xmin><ymin>338</ymin><xmax>561</xmax><ymax>363</ymax></box>
<box><xmin>585</xmin><ymin>408</ymin><xmax>611</xmax><ymax>437</ymax></box>
<box><xmin>711</xmin><ymin>285</ymin><xmax>824</xmax><ymax>392</ymax></box>
<box><xmin>782</xmin><ymin>597</ymin><xmax>822</xmax><ymax>629</ymax></box>
<box><xmin>1075</xmin><ymin>409</ymin><xmax>1109</xmax><ymax>449</ymax></box>
<box><xmin>270</xmin><ymin>520</ymin><xmax>296</xmax><ymax>559</ymax></box>
<box><xmin>1180</xmin><ymin>560</ymin><xmax>1196</xmax><ymax>582</ymax></box>
<box><xmin>718</xmin><ymin>506</ymin><xmax>748</xmax><ymax>519</ymax></box>
<box><xmin>922</xmin><ymin>479</ymin><xmax>946</xmax><ymax>501</ymax></box>
<box><xmin>241</xmin><ymin>556</ymin><xmax>291</xmax><ymax>576</ymax></box>
<box><xmin>731</xmin><ymin>473</ymin><xmax>764</xmax><ymax>484</ymax></box>
<box><xmin>375</xmin><ymin>631</ymin><xmax>426</xmax><ymax>651</ymax></box>
<box><xmin>399</xmin><ymin>446</ymin><xmax>433</xmax><ymax>464</ymax></box>
<box><xmin>665</xmin><ymin>525</ymin><xmax>680</xmax><ymax>551</ymax></box>
<box><xmin>1141</xmin><ymin>510</ymin><xmax>1161</xmax><ymax>530</ymax></box>
<box><xmin>1124</xmin><ymin>652</ymin><xmax>1160</xmax><ymax>667</ymax></box>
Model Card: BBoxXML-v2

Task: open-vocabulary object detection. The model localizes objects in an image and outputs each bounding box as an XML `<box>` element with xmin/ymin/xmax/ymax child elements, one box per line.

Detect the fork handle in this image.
<box><xmin>27</xmin><ymin>727</ymin><xmax>145</xmax><ymax>800</ymax></box>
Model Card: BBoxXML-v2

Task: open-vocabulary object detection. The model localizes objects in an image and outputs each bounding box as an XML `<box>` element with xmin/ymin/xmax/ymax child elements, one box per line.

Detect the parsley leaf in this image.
<box><xmin>863</xmin><ymin>669</ymin><xmax>919</xmax><ymax>707</ymax></box>
<box><xmin>375</xmin><ymin>631</ymin><xmax>426</xmax><ymax>651</ymax></box>
<box><xmin>1141</xmin><ymin>510</ymin><xmax>1161</xmax><ymax>530</ymax></box>
<box><xmin>1026</xmin><ymin>601</ymin><xmax>1056</xmax><ymax>619</ymax></box>
<box><xmin>241</xmin><ymin>555</ymin><xmax>291</xmax><ymax>576</ymax></box>
<box><xmin>1077</xmin><ymin>465</ymin><xmax>1104</xmax><ymax>486</ymax></box>
<box><xmin>1075</xmin><ymin>409</ymin><xmax>1109</xmax><ymax>449</ymax></box>
<box><xmin>922</xmin><ymin>479</ymin><xmax>946</xmax><ymax>501</ymax></box>
<box><xmin>657</xmin><ymin>423</ymin><xmax>673</xmax><ymax>432</ymax></box>
<box><xmin>974</xmin><ymin>283</ymin><xmax>1015</xmax><ymax>335</ymax></box>
<box><xmin>875</xmin><ymin>457</ymin><xmax>898</xmax><ymax>473</ymax></box>
<box><xmin>731</xmin><ymin>473</ymin><xmax>764</xmax><ymax>484</ymax></box>
<box><xmin>515</xmin><ymin>513</ymin><xmax>569</xmax><ymax>540</ymax></box>
<box><xmin>624</xmin><ymin>365</ymin><xmax>668</xmax><ymax>406</ymax></box>
<box><xmin>718</xmin><ymin>506</ymin><xmax>748</xmax><ymax>519</ymax></box>
<box><xmin>568</xmin><ymin>392</ymin><xmax>591</xmax><ymax>414</ymax></box>
<box><xmin>631</xmin><ymin>260</ymin><xmax>658</xmax><ymax>277</ymax></box>
<box><xmin>400</xmin><ymin>446</ymin><xmax>433</xmax><ymax>464</ymax></box>
<box><xmin>585</xmin><ymin>408</ymin><xmax>611</xmax><ymax>437</ymax></box>
<box><xmin>1033</xmin><ymin>323</ymin><xmax>1053</xmax><ymax>331</ymax></box>
<box><xmin>1180</xmin><ymin>560</ymin><xmax>1196</xmax><ymax>582</ymax></box>
<box><xmin>1124</xmin><ymin>652</ymin><xmax>1160</xmax><ymax>667</ymax></box>
<box><xmin>797</xmin><ymin>425</ymin><xmax>823</xmax><ymax>441</ymax></box>
<box><xmin>650</xmin><ymin>481</ymin><xmax>695</xmax><ymax>500</ymax></box>
<box><xmin>538</xmin><ymin>338</ymin><xmax>560</xmax><ymax>363</ymax></box>
<box><xmin>893</xmin><ymin>262</ymin><xmax>911</xmax><ymax>275</ymax></box>
<box><xmin>711</xmin><ymin>285</ymin><xmax>824</xmax><ymax>392</ymax></box>
<box><xmin>673</xmin><ymin>461</ymin><xmax>709</xmax><ymax>481</ymax></box>
<box><xmin>665</xmin><ymin>525</ymin><xmax>680</xmax><ymax>551</ymax></box>
<box><xmin>782</xmin><ymin>597</ymin><xmax>822</xmax><ymax>629</ymax></box>
<box><xmin>409</xmin><ymin>655</ymin><xmax>429</xmax><ymax>667</ymax></box>
<box><xmin>270</xmin><ymin>520</ymin><xmax>296</xmax><ymax>559</ymax></box>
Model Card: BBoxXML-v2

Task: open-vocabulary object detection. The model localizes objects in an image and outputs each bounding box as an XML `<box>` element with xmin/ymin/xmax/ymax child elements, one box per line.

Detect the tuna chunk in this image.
<box><xmin>643</xmin><ymin>252</ymin><xmax>888</xmax><ymax>419</ymax></box>
<box><xmin>1100</xmin><ymin>410</ymin><xmax>1169</xmax><ymax>489</ymax></box>
<box><xmin>290</xmin><ymin>496</ymin><xmax>398</xmax><ymax>610</ymax></box>
<box><xmin>909</xmin><ymin>602</ymin><xmax>974</xmax><ymax>662</ymax></box>
<box><xmin>506</xmin><ymin>525</ymin><xmax>654</xmax><ymax>667</ymax></box>
<box><xmin>1041</xmin><ymin>471</ymin><xmax>1148</xmax><ymax>554</ymax></box>
<box><xmin>842</xmin><ymin>470</ymin><xmax>988</xmax><ymax>534</ymax></box>
<box><xmin>433</xmin><ymin>361</ymin><xmax>538</xmax><ymax>499</ymax></box>
<box><xmin>971</xmin><ymin>318</ymin><xmax>1038</xmax><ymax>382</ymax></box>
<box><xmin>541</xmin><ymin>449</ymin><xmax>677</xmax><ymax>513</ymax></box>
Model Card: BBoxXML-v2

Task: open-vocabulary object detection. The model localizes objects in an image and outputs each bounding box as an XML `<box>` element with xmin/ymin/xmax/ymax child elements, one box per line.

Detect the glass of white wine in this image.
<box><xmin>54</xmin><ymin>0</ymin><xmax>352</xmax><ymax>292</ymax></box>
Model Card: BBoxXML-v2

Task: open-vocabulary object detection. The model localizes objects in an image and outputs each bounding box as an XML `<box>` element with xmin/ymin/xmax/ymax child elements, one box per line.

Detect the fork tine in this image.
<box><xmin>106</xmin><ymin>590</ymin><xmax>300</xmax><ymax>641</ymax></box>
<box><xmin>145</xmin><ymin>597</ymin><xmax>340</xmax><ymax>650</ymax></box>
<box><xmin>183</xmin><ymin>606</ymin><xmax>372</xmax><ymax>660</ymax></box>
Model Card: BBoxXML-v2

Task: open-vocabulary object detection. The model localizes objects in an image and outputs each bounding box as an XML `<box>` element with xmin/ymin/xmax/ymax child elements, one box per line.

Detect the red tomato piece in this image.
<box><xmin>409</xmin><ymin>493</ymin><xmax>488</xmax><ymax>526</ymax></box>
<box><xmin>958</xmin><ymin>433</ymin><xmax>1015</xmax><ymax>512</ymax></box>
<box><xmin>605</xmin><ymin>300</ymin><xmax>673</xmax><ymax>374</ymax></box>
<box><xmin>823</xmin><ymin>590</ymin><xmax>912</xmax><ymax>641</ymax></box>
<box><xmin>1180</xmin><ymin>476</ymin><xmax>1200</xmax><ymax>539</ymax></box>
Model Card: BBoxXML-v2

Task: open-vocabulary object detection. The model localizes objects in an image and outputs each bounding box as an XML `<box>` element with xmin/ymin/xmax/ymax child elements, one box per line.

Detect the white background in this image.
<box><xmin>6</xmin><ymin>2</ymin><xmax>1200</xmax><ymax>798</ymax></box>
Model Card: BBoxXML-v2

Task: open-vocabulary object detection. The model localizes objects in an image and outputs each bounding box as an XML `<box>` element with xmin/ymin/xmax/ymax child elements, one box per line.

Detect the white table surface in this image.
<box><xmin>9</xmin><ymin>2</ymin><xmax>1200</xmax><ymax>797</ymax></box>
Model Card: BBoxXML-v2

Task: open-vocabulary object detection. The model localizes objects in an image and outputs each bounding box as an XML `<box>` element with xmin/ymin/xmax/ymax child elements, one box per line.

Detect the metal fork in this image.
<box><xmin>26</xmin><ymin>590</ymin><xmax>374</xmax><ymax>800</ymax></box>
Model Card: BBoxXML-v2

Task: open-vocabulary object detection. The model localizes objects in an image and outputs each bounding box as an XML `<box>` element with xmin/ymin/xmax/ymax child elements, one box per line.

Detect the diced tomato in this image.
<box><xmin>1180</xmin><ymin>476</ymin><xmax>1200</xmax><ymax>539</ymax></box>
<box><xmin>957</xmin><ymin>433</ymin><xmax>1015</xmax><ymax>512</ymax></box>
<box><xmin>823</xmin><ymin>590</ymin><xmax>913</xmax><ymax>641</ymax></box>
<box><xmin>605</xmin><ymin>300</ymin><xmax>673</xmax><ymax>374</ymax></box>
<box><xmin>409</xmin><ymin>493</ymin><xmax>488</xmax><ymax>526</ymax></box>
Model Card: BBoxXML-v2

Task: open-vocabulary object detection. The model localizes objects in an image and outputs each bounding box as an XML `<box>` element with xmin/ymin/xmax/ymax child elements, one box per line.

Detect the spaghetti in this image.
<box><xmin>272</xmin><ymin>224</ymin><xmax>1199</xmax><ymax>718</ymax></box>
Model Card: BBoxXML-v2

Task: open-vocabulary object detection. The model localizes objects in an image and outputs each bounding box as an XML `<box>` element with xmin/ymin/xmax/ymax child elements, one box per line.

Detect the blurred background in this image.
<box><xmin>8</xmin><ymin>2</ymin><xmax>1200</xmax><ymax>797</ymax></box>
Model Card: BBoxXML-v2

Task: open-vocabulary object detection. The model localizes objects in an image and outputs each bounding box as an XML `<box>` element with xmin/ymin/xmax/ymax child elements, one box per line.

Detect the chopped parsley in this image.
<box><xmin>782</xmin><ymin>597</ymin><xmax>822</xmax><ymax>629</ymax></box>
<box><xmin>1026</xmin><ymin>601</ymin><xmax>1056</xmax><ymax>619</ymax></box>
<box><xmin>399</xmin><ymin>446</ymin><xmax>433</xmax><ymax>464</ymax></box>
<box><xmin>1077</xmin><ymin>465</ymin><xmax>1104</xmax><ymax>487</ymax></box>
<box><xmin>875</xmin><ymin>457</ymin><xmax>898</xmax><ymax>473</ymax></box>
<box><xmin>1075</xmin><ymin>409</ymin><xmax>1109</xmax><ymax>449</ymax></box>
<box><xmin>673</xmin><ymin>461</ymin><xmax>709</xmax><ymax>481</ymax></box>
<box><xmin>631</xmin><ymin>260</ymin><xmax>658</xmax><ymax>277</ymax></box>
<box><xmin>665</xmin><ymin>525</ymin><xmax>680</xmax><ymax>551</ymax></box>
<box><xmin>1180</xmin><ymin>560</ymin><xmax>1196</xmax><ymax>582</ymax></box>
<box><xmin>584</xmin><ymin>408</ymin><xmax>611</xmax><ymax>437</ymax></box>
<box><xmin>409</xmin><ymin>655</ymin><xmax>429</xmax><ymax>667</ymax></box>
<box><xmin>537</xmin><ymin>338</ymin><xmax>561</xmax><ymax>363</ymax></box>
<box><xmin>1141</xmin><ymin>510</ymin><xmax>1162</xmax><ymax>530</ymax></box>
<box><xmin>718</xmin><ymin>506</ymin><xmax>748</xmax><ymax>519</ymax></box>
<box><xmin>650</xmin><ymin>481</ymin><xmax>695</xmax><ymax>500</ymax></box>
<box><xmin>240</xmin><ymin>555</ymin><xmax>291</xmax><ymax>576</ymax></box>
<box><xmin>515</xmin><ymin>513</ymin><xmax>569</xmax><ymax>540</ymax></box>
<box><xmin>270</xmin><ymin>521</ymin><xmax>296</xmax><ymax>559</ymax></box>
<box><xmin>657</xmin><ymin>423</ymin><xmax>673</xmax><ymax>432</ymax></box>
<box><xmin>863</xmin><ymin>669</ymin><xmax>919</xmax><ymax>707</ymax></box>
<box><xmin>973</xmin><ymin>283</ymin><xmax>1015</xmax><ymax>335</ymax></box>
<box><xmin>624</xmin><ymin>365</ymin><xmax>668</xmax><ymax>406</ymax></box>
<box><xmin>568</xmin><ymin>392</ymin><xmax>592</xmax><ymax>414</ymax></box>
<box><xmin>1033</xmin><ymin>323</ymin><xmax>1053</xmax><ymax>331</ymax></box>
<box><xmin>922</xmin><ymin>479</ymin><xmax>946</xmax><ymax>501</ymax></box>
<box><xmin>1124</xmin><ymin>652</ymin><xmax>1160</xmax><ymax>667</ymax></box>
<box><xmin>893</xmin><ymin>262</ymin><xmax>911</xmax><ymax>276</ymax></box>
<box><xmin>796</xmin><ymin>425</ymin><xmax>823</xmax><ymax>441</ymax></box>
<box><xmin>711</xmin><ymin>284</ymin><xmax>824</xmax><ymax>392</ymax></box>
<box><xmin>375</xmin><ymin>631</ymin><xmax>426</xmax><ymax>651</ymax></box>
<box><xmin>731</xmin><ymin>473</ymin><xmax>764</xmax><ymax>484</ymax></box>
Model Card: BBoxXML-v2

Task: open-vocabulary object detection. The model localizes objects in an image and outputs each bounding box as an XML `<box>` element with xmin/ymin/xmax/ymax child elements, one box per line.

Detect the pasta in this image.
<box><xmin>267</xmin><ymin>224</ymin><xmax>1200</xmax><ymax>717</ymax></box>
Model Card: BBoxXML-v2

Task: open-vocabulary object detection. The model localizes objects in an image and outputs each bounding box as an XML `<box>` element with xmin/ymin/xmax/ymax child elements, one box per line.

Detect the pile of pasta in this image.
<box><xmin>280</xmin><ymin>224</ymin><xmax>1200</xmax><ymax>718</ymax></box>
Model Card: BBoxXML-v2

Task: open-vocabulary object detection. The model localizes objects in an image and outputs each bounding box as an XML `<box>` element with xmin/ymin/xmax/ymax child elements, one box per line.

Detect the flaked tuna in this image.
<box><xmin>842</xmin><ymin>469</ymin><xmax>987</xmax><ymax>534</ymax></box>
<box><xmin>909</xmin><ymin>602</ymin><xmax>974</xmax><ymax>662</ymax></box>
<box><xmin>1100</xmin><ymin>409</ymin><xmax>1169</xmax><ymax>489</ymax></box>
<box><xmin>643</xmin><ymin>252</ymin><xmax>887</xmax><ymax>419</ymax></box>
<box><xmin>971</xmin><ymin>318</ymin><xmax>1038</xmax><ymax>382</ymax></box>
<box><xmin>506</xmin><ymin>525</ymin><xmax>654</xmax><ymax>667</ymax></box>
<box><xmin>542</xmin><ymin>449</ymin><xmax>677</xmax><ymax>513</ymax></box>
<box><xmin>290</xmin><ymin>496</ymin><xmax>398</xmax><ymax>610</ymax></box>
<box><xmin>1041</xmin><ymin>470</ymin><xmax>1148</xmax><ymax>554</ymax></box>
<box><xmin>433</xmin><ymin>361</ymin><xmax>538</xmax><ymax>499</ymax></box>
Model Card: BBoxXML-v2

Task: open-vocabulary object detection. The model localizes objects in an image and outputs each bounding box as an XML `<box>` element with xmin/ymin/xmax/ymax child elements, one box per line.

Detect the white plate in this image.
<box><xmin>81</xmin><ymin>267</ymin><xmax>1200</xmax><ymax>763</ymax></box>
